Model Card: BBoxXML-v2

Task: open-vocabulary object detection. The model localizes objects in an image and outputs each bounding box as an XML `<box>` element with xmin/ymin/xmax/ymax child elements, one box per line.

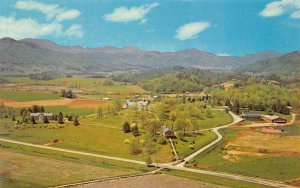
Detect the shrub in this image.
<box><xmin>158</xmin><ymin>137</ymin><xmax>167</xmax><ymax>145</ymax></box>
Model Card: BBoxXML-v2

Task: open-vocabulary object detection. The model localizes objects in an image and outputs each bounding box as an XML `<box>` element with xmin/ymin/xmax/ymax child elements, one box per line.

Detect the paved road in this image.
<box><xmin>0</xmin><ymin>111</ymin><xmax>296</xmax><ymax>188</ymax></box>
<box><xmin>176</xmin><ymin>111</ymin><xmax>243</xmax><ymax>167</ymax></box>
<box><xmin>0</xmin><ymin>137</ymin><xmax>145</xmax><ymax>165</ymax></box>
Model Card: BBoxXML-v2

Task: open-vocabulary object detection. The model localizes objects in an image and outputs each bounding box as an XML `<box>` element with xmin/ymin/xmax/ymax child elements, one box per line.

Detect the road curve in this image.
<box><xmin>176</xmin><ymin>111</ymin><xmax>243</xmax><ymax>167</ymax></box>
<box><xmin>0</xmin><ymin>137</ymin><xmax>145</xmax><ymax>165</ymax></box>
<box><xmin>0</xmin><ymin>136</ymin><xmax>295</xmax><ymax>188</ymax></box>
<box><xmin>0</xmin><ymin>111</ymin><xmax>296</xmax><ymax>188</ymax></box>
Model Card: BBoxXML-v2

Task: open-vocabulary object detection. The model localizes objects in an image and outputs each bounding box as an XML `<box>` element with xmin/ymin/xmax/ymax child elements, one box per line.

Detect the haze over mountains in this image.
<box><xmin>0</xmin><ymin>37</ymin><xmax>297</xmax><ymax>75</ymax></box>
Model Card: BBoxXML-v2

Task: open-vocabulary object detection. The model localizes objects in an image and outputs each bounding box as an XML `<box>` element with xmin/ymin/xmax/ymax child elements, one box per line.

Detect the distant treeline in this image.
<box><xmin>112</xmin><ymin>67</ymin><xmax>299</xmax><ymax>93</ymax></box>
<box><xmin>213</xmin><ymin>84</ymin><xmax>299</xmax><ymax>114</ymax></box>
<box><xmin>29</xmin><ymin>71</ymin><xmax>57</xmax><ymax>80</ymax></box>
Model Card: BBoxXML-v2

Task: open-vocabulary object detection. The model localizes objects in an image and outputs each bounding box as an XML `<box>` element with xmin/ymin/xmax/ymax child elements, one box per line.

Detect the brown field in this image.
<box><xmin>222</xmin><ymin>82</ymin><xmax>234</xmax><ymax>90</ymax></box>
<box><xmin>0</xmin><ymin>98</ymin><xmax>13</xmax><ymax>103</ymax></box>
<box><xmin>3</xmin><ymin>98</ymin><xmax>73</xmax><ymax>108</ymax></box>
<box><xmin>226</xmin><ymin>130</ymin><xmax>300</xmax><ymax>156</ymax></box>
<box><xmin>80</xmin><ymin>174</ymin><xmax>225</xmax><ymax>188</ymax></box>
<box><xmin>68</xmin><ymin>98</ymin><xmax>109</xmax><ymax>108</ymax></box>
<box><xmin>1</xmin><ymin>96</ymin><xmax>107</xmax><ymax>109</ymax></box>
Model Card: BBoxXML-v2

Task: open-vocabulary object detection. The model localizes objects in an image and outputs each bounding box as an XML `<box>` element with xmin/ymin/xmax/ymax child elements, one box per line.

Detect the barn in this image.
<box><xmin>263</xmin><ymin>115</ymin><xmax>287</xmax><ymax>123</ymax></box>
<box><xmin>161</xmin><ymin>125</ymin><xmax>175</xmax><ymax>138</ymax></box>
<box><xmin>240</xmin><ymin>112</ymin><xmax>262</xmax><ymax>121</ymax></box>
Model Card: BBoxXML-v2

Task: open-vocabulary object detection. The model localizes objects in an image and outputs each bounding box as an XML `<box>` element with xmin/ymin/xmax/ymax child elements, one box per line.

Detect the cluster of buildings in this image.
<box><xmin>240</xmin><ymin>112</ymin><xmax>287</xmax><ymax>123</ymax></box>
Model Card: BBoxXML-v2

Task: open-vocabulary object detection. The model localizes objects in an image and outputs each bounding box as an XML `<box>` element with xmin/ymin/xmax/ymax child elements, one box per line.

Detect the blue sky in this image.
<box><xmin>0</xmin><ymin>0</ymin><xmax>299</xmax><ymax>56</ymax></box>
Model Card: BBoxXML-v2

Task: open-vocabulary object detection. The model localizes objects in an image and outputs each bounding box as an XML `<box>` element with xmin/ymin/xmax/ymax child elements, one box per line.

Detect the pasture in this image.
<box><xmin>192</xmin><ymin>127</ymin><xmax>300</xmax><ymax>182</ymax></box>
<box><xmin>196</xmin><ymin>110</ymin><xmax>232</xmax><ymax>129</ymax></box>
<box><xmin>0</xmin><ymin>90</ymin><xmax>59</xmax><ymax>102</ymax></box>
<box><xmin>174</xmin><ymin>131</ymin><xmax>217</xmax><ymax>158</ymax></box>
<box><xmin>3</xmin><ymin>76</ymin><xmax>146</xmax><ymax>95</ymax></box>
<box><xmin>0</xmin><ymin>120</ymin><xmax>173</xmax><ymax>162</ymax></box>
<box><xmin>0</xmin><ymin>149</ymin><xmax>138</xmax><ymax>187</ymax></box>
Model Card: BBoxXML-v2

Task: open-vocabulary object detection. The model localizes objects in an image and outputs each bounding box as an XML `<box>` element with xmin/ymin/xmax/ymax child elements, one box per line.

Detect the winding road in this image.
<box><xmin>0</xmin><ymin>111</ymin><xmax>297</xmax><ymax>188</ymax></box>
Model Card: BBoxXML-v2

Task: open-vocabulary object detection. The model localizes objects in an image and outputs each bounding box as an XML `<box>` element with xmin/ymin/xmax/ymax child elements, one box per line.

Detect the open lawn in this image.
<box><xmin>196</xmin><ymin>110</ymin><xmax>232</xmax><ymax>130</ymax></box>
<box><xmin>43</xmin><ymin>105</ymin><xmax>94</xmax><ymax>116</ymax></box>
<box><xmin>0</xmin><ymin>149</ymin><xmax>138</xmax><ymax>187</ymax></box>
<box><xmin>0</xmin><ymin>120</ymin><xmax>173</xmax><ymax>163</ymax></box>
<box><xmin>0</xmin><ymin>90</ymin><xmax>59</xmax><ymax>102</ymax></box>
<box><xmin>191</xmin><ymin>127</ymin><xmax>300</xmax><ymax>182</ymax></box>
<box><xmin>80</xmin><ymin>114</ymin><xmax>124</xmax><ymax>128</ymax></box>
<box><xmin>174</xmin><ymin>131</ymin><xmax>217</xmax><ymax>158</ymax></box>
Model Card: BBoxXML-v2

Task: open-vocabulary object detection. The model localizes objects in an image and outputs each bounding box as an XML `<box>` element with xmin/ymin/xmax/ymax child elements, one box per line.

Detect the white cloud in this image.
<box><xmin>103</xmin><ymin>3</ymin><xmax>159</xmax><ymax>23</ymax></box>
<box><xmin>16</xmin><ymin>0</ymin><xmax>60</xmax><ymax>20</ymax></box>
<box><xmin>0</xmin><ymin>15</ymin><xmax>62</xmax><ymax>39</ymax></box>
<box><xmin>291</xmin><ymin>10</ymin><xmax>300</xmax><ymax>18</ymax></box>
<box><xmin>217</xmin><ymin>53</ymin><xmax>231</xmax><ymax>57</ymax></box>
<box><xmin>63</xmin><ymin>24</ymin><xmax>84</xmax><ymax>37</ymax></box>
<box><xmin>0</xmin><ymin>15</ymin><xmax>83</xmax><ymax>39</ymax></box>
<box><xmin>175</xmin><ymin>22</ymin><xmax>210</xmax><ymax>41</ymax></box>
<box><xmin>55</xmin><ymin>9</ymin><xmax>81</xmax><ymax>22</ymax></box>
<box><xmin>259</xmin><ymin>0</ymin><xmax>300</xmax><ymax>18</ymax></box>
<box><xmin>16</xmin><ymin>0</ymin><xmax>81</xmax><ymax>22</ymax></box>
<box><xmin>1</xmin><ymin>1</ymin><xmax>84</xmax><ymax>39</ymax></box>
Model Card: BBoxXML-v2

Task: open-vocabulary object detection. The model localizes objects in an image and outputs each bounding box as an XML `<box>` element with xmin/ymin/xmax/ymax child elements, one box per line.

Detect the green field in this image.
<box><xmin>80</xmin><ymin>114</ymin><xmax>124</xmax><ymax>128</ymax></box>
<box><xmin>196</xmin><ymin>110</ymin><xmax>233</xmax><ymax>129</ymax></box>
<box><xmin>0</xmin><ymin>120</ymin><xmax>173</xmax><ymax>162</ymax></box>
<box><xmin>174</xmin><ymin>131</ymin><xmax>217</xmax><ymax>158</ymax></box>
<box><xmin>165</xmin><ymin>169</ymin><xmax>271</xmax><ymax>188</ymax></box>
<box><xmin>43</xmin><ymin>106</ymin><xmax>94</xmax><ymax>116</ymax></box>
<box><xmin>3</xmin><ymin>77</ymin><xmax>146</xmax><ymax>95</ymax></box>
<box><xmin>0</xmin><ymin>148</ymin><xmax>139</xmax><ymax>187</ymax></box>
<box><xmin>0</xmin><ymin>90</ymin><xmax>59</xmax><ymax>102</ymax></box>
<box><xmin>191</xmin><ymin>127</ymin><xmax>300</xmax><ymax>182</ymax></box>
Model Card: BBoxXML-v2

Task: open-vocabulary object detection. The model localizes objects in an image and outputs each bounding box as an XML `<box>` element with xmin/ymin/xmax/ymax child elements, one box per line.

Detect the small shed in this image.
<box><xmin>161</xmin><ymin>125</ymin><xmax>175</xmax><ymax>138</ymax></box>
<box><xmin>263</xmin><ymin>115</ymin><xmax>287</xmax><ymax>123</ymax></box>
<box><xmin>241</xmin><ymin>112</ymin><xmax>262</xmax><ymax>121</ymax></box>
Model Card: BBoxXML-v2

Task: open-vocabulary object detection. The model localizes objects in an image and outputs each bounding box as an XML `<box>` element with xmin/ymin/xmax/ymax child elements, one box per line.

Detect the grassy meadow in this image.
<box><xmin>0</xmin><ymin>90</ymin><xmax>59</xmax><ymax>102</ymax></box>
<box><xmin>3</xmin><ymin>76</ymin><xmax>146</xmax><ymax>95</ymax></box>
<box><xmin>191</xmin><ymin>127</ymin><xmax>300</xmax><ymax>182</ymax></box>
<box><xmin>0</xmin><ymin>149</ymin><xmax>139</xmax><ymax>187</ymax></box>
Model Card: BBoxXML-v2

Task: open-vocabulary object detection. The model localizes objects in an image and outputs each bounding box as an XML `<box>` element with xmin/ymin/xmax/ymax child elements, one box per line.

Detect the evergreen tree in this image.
<box><xmin>122</xmin><ymin>121</ymin><xmax>131</xmax><ymax>133</ymax></box>
<box><xmin>58</xmin><ymin>112</ymin><xmax>64</xmax><ymax>124</ymax></box>
<box><xmin>232</xmin><ymin>100</ymin><xmax>240</xmax><ymax>114</ymax></box>
<box><xmin>73</xmin><ymin>116</ymin><xmax>80</xmax><ymax>126</ymax></box>
<box><xmin>31</xmin><ymin>116</ymin><xmax>37</xmax><ymax>124</ymax></box>
<box><xmin>132</xmin><ymin>125</ymin><xmax>139</xmax><ymax>136</ymax></box>
<box><xmin>44</xmin><ymin>116</ymin><xmax>49</xmax><ymax>124</ymax></box>
<box><xmin>60</xmin><ymin>89</ymin><xmax>66</xmax><ymax>98</ymax></box>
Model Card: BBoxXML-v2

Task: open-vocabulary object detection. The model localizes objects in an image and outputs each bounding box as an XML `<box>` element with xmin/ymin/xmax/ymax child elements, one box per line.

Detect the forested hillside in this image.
<box><xmin>243</xmin><ymin>51</ymin><xmax>300</xmax><ymax>74</ymax></box>
<box><xmin>213</xmin><ymin>84</ymin><xmax>300</xmax><ymax>113</ymax></box>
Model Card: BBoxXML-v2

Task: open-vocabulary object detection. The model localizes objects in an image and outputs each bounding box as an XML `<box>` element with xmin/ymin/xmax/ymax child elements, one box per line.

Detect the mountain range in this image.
<box><xmin>0</xmin><ymin>37</ymin><xmax>294</xmax><ymax>75</ymax></box>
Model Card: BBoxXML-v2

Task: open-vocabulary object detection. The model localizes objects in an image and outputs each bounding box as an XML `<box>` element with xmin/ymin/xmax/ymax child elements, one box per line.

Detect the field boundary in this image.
<box><xmin>51</xmin><ymin>168</ymin><xmax>162</xmax><ymax>188</ymax></box>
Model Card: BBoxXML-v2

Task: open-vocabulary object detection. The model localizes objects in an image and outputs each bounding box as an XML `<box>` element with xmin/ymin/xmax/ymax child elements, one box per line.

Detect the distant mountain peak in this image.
<box><xmin>0</xmin><ymin>37</ymin><xmax>17</xmax><ymax>43</ymax></box>
<box><xmin>0</xmin><ymin>37</ymin><xmax>295</xmax><ymax>75</ymax></box>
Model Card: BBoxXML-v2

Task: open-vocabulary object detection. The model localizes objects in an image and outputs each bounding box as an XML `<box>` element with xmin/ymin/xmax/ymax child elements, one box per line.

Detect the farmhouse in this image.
<box><xmin>161</xmin><ymin>125</ymin><xmax>175</xmax><ymax>138</ymax></box>
<box><xmin>30</xmin><ymin>113</ymin><xmax>52</xmax><ymax>122</ymax></box>
<box><xmin>122</xmin><ymin>99</ymin><xmax>150</xmax><ymax>110</ymax></box>
<box><xmin>240</xmin><ymin>112</ymin><xmax>262</xmax><ymax>121</ymax></box>
<box><xmin>263</xmin><ymin>115</ymin><xmax>287</xmax><ymax>123</ymax></box>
